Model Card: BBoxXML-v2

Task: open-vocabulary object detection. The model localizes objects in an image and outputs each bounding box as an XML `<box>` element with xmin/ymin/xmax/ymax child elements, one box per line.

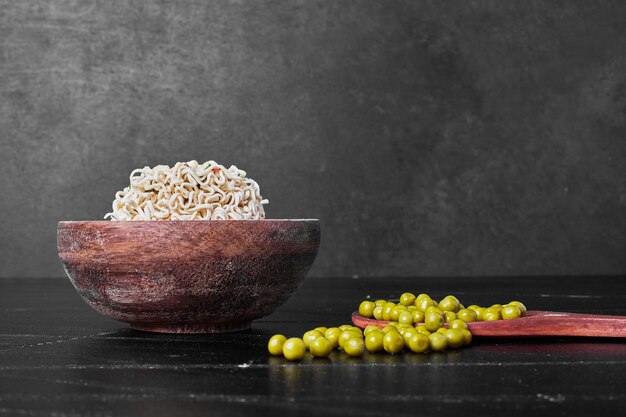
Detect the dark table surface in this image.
<box><xmin>1</xmin><ymin>276</ymin><xmax>625</xmax><ymax>417</ymax></box>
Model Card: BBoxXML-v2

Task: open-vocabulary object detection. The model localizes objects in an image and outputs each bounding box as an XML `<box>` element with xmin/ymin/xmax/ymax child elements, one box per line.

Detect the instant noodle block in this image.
<box><xmin>57</xmin><ymin>220</ymin><xmax>320</xmax><ymax>333</ymax></box>
<box><xmin>104</xmin><ymin>161</ymin><xmax>269</xmax><ymax>221</ymax></box>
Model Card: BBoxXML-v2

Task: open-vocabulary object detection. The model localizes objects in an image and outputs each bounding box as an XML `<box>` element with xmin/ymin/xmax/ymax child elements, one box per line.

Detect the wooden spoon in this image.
<box><xmin>352</xmin><ymin>310</ymin><xmax>626</xmax><ymax>338</ymax></box>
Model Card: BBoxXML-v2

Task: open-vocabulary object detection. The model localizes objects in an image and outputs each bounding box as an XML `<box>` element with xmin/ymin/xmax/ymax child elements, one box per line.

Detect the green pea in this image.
<box><xmin>365</xmin><ymin>330</ymin><xmax>384</xmax><ymax>353</ymax></box>
<box><xmin>428</xmin><ymin>332</ymin><xmax>448</xmax><ymax>352</ymax></box>
<box><xmin>415</xmin><ymin>294</ymin><xmax>435</xmax><ymax>311</ymax></box>
<box><xmin>373</xmin><ymin>305</ymin><xmax>384</xmax><ymax>320</ymax></box>
<box><xmin>445</xmin><ymin>328</ymin><xmax>465</xmax><ymax>349</ymax></box>
<box><xmin>383</xmin><ymin>324</ymin><xmax>398</xmax><ymax>333</ymax></box>
<box><xmin>401</xmin><ymin>327</ymin><xmax>418</xmax><ymax>345</ymax></box>
<box><xmin>457</xmin><ymin>308</ymin><xmax>477</xmax><ymax>323</ymax></box>
<box><xmin>382</xmin><ymin>302</ymin><xmax>396</xmax><ymax>321</ymax></box>
<box><xmin>339</xmin><ymin>330</ymin><xmax>363</xmax><ymax>349</ymax></box>
<box><xmin>438</xmin><ymin>295</ymin><xmax>460</xmax><ymax>312</ymax></box>
<box><xmin>473</xmin><ymin>307</ymin><xmax>486</xmax><ymax>321</ymax></box>
<box><xmin>449</xmin><ymin>319</ymin><xmax>468</xmax><ymax>330</ymax></box>
<box><xmin>507</xmin><ymin>301</ymin><xmax>527</xmax><ymax>316</ymax></box>
<box><xmin>344</xmin><ymin>337</ymin><xmax>365</xmax><ymax>357</ymax></box>
<box><xmin>383</xmin><ymin>330</ymin><xmax>405</xmax><ymax>354</ymax></box>
<box><xmin>390</xmin><ymin>305</ymin><xmax>407</xmax><ymax>321</ymax></box>
<box><xmin>501</xmin><ymin>305</ymin><xmax>522</xmax><ymax>320</ymax></box>
<box><xmin>302</xmin><ymin>330</ymin><xmax>323</xmax><ymax>349</ymax></box>
<box><xmin>483</xmin><ymin>307</ymin><xmax>502</xmax><ymax>321</ymax></box>
<box><xmin>443</xmin><ymin>311</ymin><xmax>457</xmax><ymax>323</ymax></box>
<box><xmin>398</xmin><ymin>310</ymin><xmax>414</xmax><ymax>325</ymax></box>
<box><xmin>412</xmin><ymin>310</ymin><xmax>425</xmax><ymax>323</ymax></box>
<box><xmin>416</xmin><ymin>326</ymin><xmax>432</xmax><ymax>336</ymax></box>
<box><xmin>309</xmin><ymin>337</ymin><xmax>333</xmax><ymax>357</ymax></box>
<box><xmin>399</xmin><ymin>292</ymin><xmax>416</xmax><ymax>306</ymax></box>
<box><xmin>359</xmin><ymin>301</ymin><xmax>376</xmax><ymax>318</ymax></box>
<box><xmin>282</xmin><ymin>337</ymin><xmax>306</xmax><ymax>360</ymax></box>
<box><xmin>396</xmin><ymin>324</ymin><xmax>412</xmax><ymax>334</ymax></box>
<box><xmin>268</xmin><ymin>334</ymin><xmax>287</xmax><ymax>356</ymax></box>
<box><xmin>364</xmin><ymin>325</ymin><xmax>382</xmax><ymax>336</ymax></box>
<box><xmin>324</xmin><ymin>327</ymin><xmax>341</xmax><ymax>349</ymax></box>
<box><xmin>348</xmin><ymin>327</ymin><xmax>364</xmax><ymax>335</ymax></box>
<box><xmin>408</xmin><ymin>333</ymin><xmax>430</xmax><ymax>353</ymax></box>
<box><xmin>424</xmin><ymin>311</ymin><xmax>444</xmax><ymax>332</ymax></box>
<box><xmin>425</xmin><ymin>306</ymin><xmax>443</xmax><ymax>315</ymax></box>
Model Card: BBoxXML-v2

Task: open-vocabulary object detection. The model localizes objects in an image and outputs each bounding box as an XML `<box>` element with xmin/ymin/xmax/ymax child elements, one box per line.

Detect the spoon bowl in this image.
<box><xmin>352</xmin><ymin>310</ymin><xmax>626</xmax><ymax>338</ymax></box>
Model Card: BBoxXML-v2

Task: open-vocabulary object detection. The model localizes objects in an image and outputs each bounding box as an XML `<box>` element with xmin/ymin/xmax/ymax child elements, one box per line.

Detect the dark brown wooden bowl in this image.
<box><xmin>57</xmin><ymin>220</ymin><xmax>320</xmax><ymax>334</ymax></box>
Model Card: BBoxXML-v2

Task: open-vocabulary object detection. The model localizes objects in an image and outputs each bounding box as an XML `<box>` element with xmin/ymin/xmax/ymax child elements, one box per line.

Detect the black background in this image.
<box><xmin>1</xmin><ymin>0</ymin><xmax>625</xmax><ymax>278</ymax></box>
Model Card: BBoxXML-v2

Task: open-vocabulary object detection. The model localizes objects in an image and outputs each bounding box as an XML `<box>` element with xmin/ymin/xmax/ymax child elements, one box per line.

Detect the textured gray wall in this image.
<box><xmin>1</xmin><ymin>1</ymin><xmax>625</xmax><ymax>278</ymax></box>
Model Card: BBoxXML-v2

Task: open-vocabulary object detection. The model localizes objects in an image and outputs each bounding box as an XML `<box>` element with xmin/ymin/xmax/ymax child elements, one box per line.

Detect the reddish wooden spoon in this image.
<box><xmin>352</xmin><ymin>310</ymin><xmax>626</xmax><ymax>338</ymax></box>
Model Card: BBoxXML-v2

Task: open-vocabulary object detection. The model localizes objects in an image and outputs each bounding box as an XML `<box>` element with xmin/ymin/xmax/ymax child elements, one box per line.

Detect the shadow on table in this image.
<box><xmin>472</xmin><ymin>337</ymin><xmax>626</xmax><ymax>356</ymax></box>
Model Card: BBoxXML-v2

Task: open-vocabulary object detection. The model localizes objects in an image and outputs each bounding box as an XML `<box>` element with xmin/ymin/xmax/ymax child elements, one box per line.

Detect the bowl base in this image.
<box><xmin>130</xmin><ymin>321</ymin><xmax>251</xmax><ymax>334</ymax></box>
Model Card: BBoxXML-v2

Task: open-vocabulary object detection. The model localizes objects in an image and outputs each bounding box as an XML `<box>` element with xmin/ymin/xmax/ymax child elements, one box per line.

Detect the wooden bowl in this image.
<box><xmin>57</xmin><ymin>220</ymin><xmax>320</xmax><ymax>333</ymax></box>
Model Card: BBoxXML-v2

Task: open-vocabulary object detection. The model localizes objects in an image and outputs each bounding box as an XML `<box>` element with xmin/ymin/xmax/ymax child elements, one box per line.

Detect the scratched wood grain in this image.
<box><xmin>57</xmin><ymin>220</ymin><xmax>320</xmax><ymax>333</ymax></box>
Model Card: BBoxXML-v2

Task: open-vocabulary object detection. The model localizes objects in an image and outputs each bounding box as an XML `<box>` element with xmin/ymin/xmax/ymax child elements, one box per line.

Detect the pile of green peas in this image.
<box><xmin>268</xmin><ymin>324</ymin><xmax>364</xmax><ymax>360</ymax></box>
<box><xmin>268</xmin><ymin>293</ymin><xmax>526</xmax><ymax>361</ymax></box>
<box><xmin>358</xmin><ymin>293</ymin><xmax>527</xmax><ymax>325</ymax></box>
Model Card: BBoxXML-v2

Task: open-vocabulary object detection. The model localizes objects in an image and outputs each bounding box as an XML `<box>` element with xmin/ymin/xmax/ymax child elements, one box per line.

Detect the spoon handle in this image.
<box><xmin>465</xmin><ymin>311</ymin><xmax>626</xmax><ymax>337</ymax></box>
<box><xmin>352</xmin><ymin>310</ymin><xmax>626</xmax><ymax>338</ymax></box>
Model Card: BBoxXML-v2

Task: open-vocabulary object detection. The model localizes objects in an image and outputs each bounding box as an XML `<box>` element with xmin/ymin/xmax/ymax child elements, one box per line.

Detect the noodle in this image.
<box><xmin>105</xmin><ymin>160</ymin><xmax>268</xmax><ymax>221</ymax></box>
